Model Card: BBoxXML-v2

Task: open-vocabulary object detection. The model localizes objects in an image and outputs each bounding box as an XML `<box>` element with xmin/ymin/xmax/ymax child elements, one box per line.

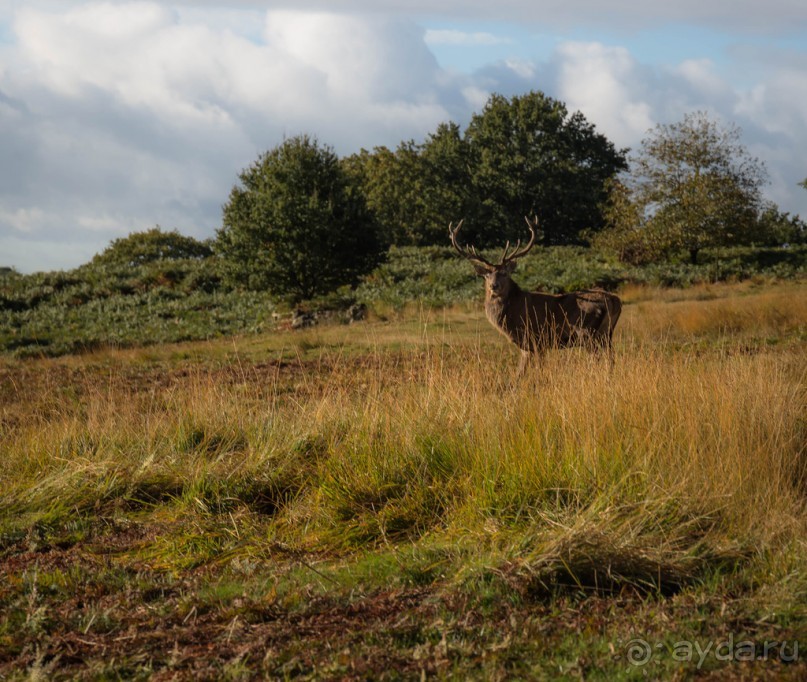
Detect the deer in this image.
<box><xmin>449</xmin><ymin>217</ymin><xmax>622</xmax><ymax>376</ymax></box>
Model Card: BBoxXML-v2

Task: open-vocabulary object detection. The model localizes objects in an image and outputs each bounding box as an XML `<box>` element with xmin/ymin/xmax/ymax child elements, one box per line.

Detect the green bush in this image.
<box><xmin>91</xmin><ymin>227</ymin><xmax>213</xmax><ymax>267</ymax></box>
<box><xmin>217</xmin><ymin>135</ymin><xmax>382</xmax><ymax>301</ymax></box>
<box><xmin>1</xmin><ymin>243</ymin><xmax>804</xmax><ymax>357</ymax></box>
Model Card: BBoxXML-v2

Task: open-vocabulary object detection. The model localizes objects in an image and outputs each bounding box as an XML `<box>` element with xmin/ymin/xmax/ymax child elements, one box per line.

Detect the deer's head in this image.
<box><xmin>449</xmin><ymin>217</ymin><xmax>538</xmax><ymax>300</ymax></box>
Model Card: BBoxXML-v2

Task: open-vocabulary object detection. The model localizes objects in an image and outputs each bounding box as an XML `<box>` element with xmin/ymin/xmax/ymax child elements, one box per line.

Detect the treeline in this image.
<box><xmin>1</xmin><ymin>235</ymin><xmax>804</xmax><ymax>357</ymax></box>
<box><xmin>215</xmin><ymin>92</ymin><xmax>804</xmax><ymax>302</ymax></box>
<box><xmin>2</xmin><ymin>90</ymin><xmax>806</xmax><ymax>355</ymax></box>
<box><xmin>342</xmin><ymin>91</ymin><xmax>626</xmax><ymax>248</ymax></box>
<box><xmin>216</xmin><ymin>91</ymin><xmax>628</xmax><ymax>302</ymax></box>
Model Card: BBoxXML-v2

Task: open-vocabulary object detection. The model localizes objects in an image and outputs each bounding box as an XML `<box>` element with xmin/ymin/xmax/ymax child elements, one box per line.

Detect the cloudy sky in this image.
<box><xmin>1</xmin><ymin>1</ymin><xmax>806</xmax><ymax>272</ymax></box>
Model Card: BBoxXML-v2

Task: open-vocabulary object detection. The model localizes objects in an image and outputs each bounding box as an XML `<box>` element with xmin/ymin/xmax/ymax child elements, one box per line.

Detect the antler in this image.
<box><xmin>449</xmin><ymin>217</ymin><xmax>538</xmax><ymax>268</ymax></box>
<box><xmin>499</xmin><ymin>216</ymin><xmax>538</xmax><ymax>264</ymax></box>
<box><xmin>448</xmin><ymin>220</ymin><xmax>496</xmax><ymax>268</ymax></box>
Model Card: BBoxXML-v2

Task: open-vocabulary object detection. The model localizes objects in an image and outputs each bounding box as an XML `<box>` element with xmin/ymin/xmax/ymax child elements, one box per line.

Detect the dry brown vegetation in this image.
<box><xmin>1</xmin><ymin>280</ymin><xmax>805</xmax><ymax>679</ymax></box>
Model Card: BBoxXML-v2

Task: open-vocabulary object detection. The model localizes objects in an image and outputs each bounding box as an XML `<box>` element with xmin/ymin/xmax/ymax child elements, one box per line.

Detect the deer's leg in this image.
<box><xmin>594</xmin><ymin>332</ymin><xmax>616</xmax><ymax>372</ymax></box>
<box><xmin>608</xmin><ymin>332</ymin><xmax>617</xmax><ymax>369</ymax></box>
<box><xmin>592</xmin><ymin>316</ymin><xmax>617</xmax><ymax>371</ymax></box>
<box><xmin>516</xmin><ymin>350</ymin><xmax>531</xmax><ymax>378</ymax></box>
<box><xmin>505</xmin><ymin>350</ymin><xmax>531</xmax><ymax>391</ymax></box>
<box><xmin>512</xmin><ymin>349</ymin><xmax>547</xmax><ymax>391</ymax></box>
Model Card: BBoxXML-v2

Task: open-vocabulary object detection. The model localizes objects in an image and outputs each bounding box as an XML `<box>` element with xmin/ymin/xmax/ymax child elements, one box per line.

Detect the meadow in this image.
<box><xmin>0</xmin><ymin>276</ymin><xmax>805</xmax><ymax>679</ymax></box>
<box><xmin>2</xmin><ymin>243</ymin><xmax>804</xmax><ymax>357</ymax></box>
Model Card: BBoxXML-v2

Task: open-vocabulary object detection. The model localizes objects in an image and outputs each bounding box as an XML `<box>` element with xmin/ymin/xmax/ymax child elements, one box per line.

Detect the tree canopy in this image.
<box><xmin>600</xmin><ymin>112</ymin><xmax>768</xmax><ymax>264</ymax></box>
<box><xmin>216</xmin><ymin>135</ymin><xmax>381</xmax><ymax>301</ymax></box>
<box><xmin>342</xmin><ymin>122</ymin><xmax>477</xmax><ymax>247</ymax></box>
<box><xmin>464</xmin><ymin>92</ymin><xmax>627</xmax><ymax>246</ymax></box>
<box><xmin>344</xmin><ymin>91</ymin><xmax>626</xmax><ymax>249</ymax></box>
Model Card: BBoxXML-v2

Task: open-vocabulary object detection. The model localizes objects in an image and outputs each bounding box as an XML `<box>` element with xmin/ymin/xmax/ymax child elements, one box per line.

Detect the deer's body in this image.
<box><xmin>450</xmin><ymin>218</ymin><xmax>622</xmax><ymax>374</ymax></box>
<box><xmin>485</xmin><ymin>282</ymin><xmax>621</xmax><ymax>353</ymax></box>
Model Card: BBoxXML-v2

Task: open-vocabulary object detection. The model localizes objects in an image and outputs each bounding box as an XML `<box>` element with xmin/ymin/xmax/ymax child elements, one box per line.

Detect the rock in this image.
<box><xmin>291</xmin><ymin>310</ymin><xmax>317</xmax><ymax>329</ymax></box>
<box><xmin>346</xmin><ymin>303</ymin><xmax>367</xmax><ymax>323</ymax></box>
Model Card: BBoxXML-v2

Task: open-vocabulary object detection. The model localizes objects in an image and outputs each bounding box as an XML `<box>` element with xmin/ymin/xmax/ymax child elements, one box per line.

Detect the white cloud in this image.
<box><xmin>166</xmin><ymin>1</ymin><xmax>807</xmax><ymax>34</ymax></box>
<box><xmin>460</xmin><ymin>85</ymin><xmax>491</xmax><ymax>111</ymax></box>
<box><xmin>0</xmin><ymin>2</ymin><xmax>806</xmax><ymax>272</ymax></box>
<box><xmin>0</xmin><ymin>207</ymin><xmax>46</xmax><ymax>234</ymax></box>
<box><xmin>503</xmin><ymin>59</ymin><xmax>536</xmax><ymax>79</ymax></box>
<box><xmin>674</xmin><ymin>59</ymin><xmax>727</xmax><ymax>96</ymax></box>
<box><xmin>15</xmin><ymin>3</ymin><xmax>174</xmax><ymax>97</ymax></box>
<box><xmin>1</xmin><ymin>3</ymin><xmax>463</xmax><ymax>271</ymax></box>
<box><xmin>736</xmin><ymin>69</ymin><xmax>807</xmax><ymax>136</ymax></box>
<box><xmin>553</xmin><ymin>42</ymin><xmax>654</xmax><ymax>148</ymax></box>
<box><xmin>12</xmin><ymin>4</ymin><xmax>452</xmax><ymax>145</ymax></box>
<box><xmin>263</xmin><ymin>11</ymin><xmax>445</xmax><ymax>111</ymax></box>
<box><xmin>424</xmin><ymin>29</ymin><xmax>510</xmax><ymax>47</ymax></box>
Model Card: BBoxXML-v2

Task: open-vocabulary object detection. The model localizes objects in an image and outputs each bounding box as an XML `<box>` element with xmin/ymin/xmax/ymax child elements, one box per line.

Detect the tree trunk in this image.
<box><xmin>689</xmin><ymin>248</ymin><xmax>699</xmax><ymax>265</ymax></box>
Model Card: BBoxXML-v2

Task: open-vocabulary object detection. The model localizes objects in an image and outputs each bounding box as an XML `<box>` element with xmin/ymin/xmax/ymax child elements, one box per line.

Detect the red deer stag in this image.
<box><xmin>449</xmin><ymin>217</ymin><xmax>622</xmax><ymax>375</ymax></box>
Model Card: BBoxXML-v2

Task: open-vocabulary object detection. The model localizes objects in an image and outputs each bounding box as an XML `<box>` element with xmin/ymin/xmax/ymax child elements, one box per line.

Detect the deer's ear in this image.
<box><xmin>503</xmin><ymin>260</ymin><xmax>517</xmax><ymax>274</ymax></box>
<box><xmin>473</xmin><ymin>262</ymin><xmax>491</xmax><ymax>276</ymax></box>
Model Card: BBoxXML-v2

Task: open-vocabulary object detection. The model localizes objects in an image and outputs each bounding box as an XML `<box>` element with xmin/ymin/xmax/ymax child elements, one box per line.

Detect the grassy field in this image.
<box><xmin>1</xmin><ymin>279</ymin><xmax>806</xmax><ymax>680</ymax></box>
<box><xmin>2</xmin><ymin>243</ymin><xmax>804</xmax><ymax>357</ymax></box>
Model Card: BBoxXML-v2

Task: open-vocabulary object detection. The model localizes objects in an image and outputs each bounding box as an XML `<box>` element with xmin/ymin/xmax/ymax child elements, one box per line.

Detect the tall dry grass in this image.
<box><xmin>1</xmin><ymin>282</ymin><xmax>805</xmax><ymax>591</ymax></box>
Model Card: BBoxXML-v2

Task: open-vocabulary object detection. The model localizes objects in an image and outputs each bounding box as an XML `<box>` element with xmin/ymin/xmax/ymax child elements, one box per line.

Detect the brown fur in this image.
<box><xmin>451</xmin><ymin>219</ymin><xmax>622</xmax><ymax>375</ymax></box>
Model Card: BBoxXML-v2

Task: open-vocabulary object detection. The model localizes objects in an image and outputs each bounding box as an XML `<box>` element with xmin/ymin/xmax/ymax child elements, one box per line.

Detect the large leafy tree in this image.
<box><xmin>345</xmin><ymin>92</ymin><xmax>624</xmax><ymax>248</ymax></box>
<box><xmin>596</xmin><ymin>178</ymin><xmax>658</xmax><ymax>265</ymax></box>
<box><xmin>609</xmin><ymin>112</ymin><xmax>768</xmax><ymax>264</ymax></box>
<box><xmin>217</xmin><ymin>135</ymin><xmax>381</xmax><ymax>301</ymax></box>
<box><xmin>341</xmin><ymin>142</ymin><xmax>427</xmax><ymax>247</ymax></box>
<box><xmin>464</xmin><ymin>91</ymin><xmax>627</xmax><ymax>246</ymax></box>
<box><xmin>418</xmin><ymin>122</ymin><xmax>479</xmax><ymax>242</ymax></box>
<box><xmin>755</xmin><ymin>203</ymin><xmax>806</xmax><ymax>246</ymax></box>
<box><xmin>342</xmin><ymin>122</ymin><xmax>477</xmax><ymax>246</ymax></box>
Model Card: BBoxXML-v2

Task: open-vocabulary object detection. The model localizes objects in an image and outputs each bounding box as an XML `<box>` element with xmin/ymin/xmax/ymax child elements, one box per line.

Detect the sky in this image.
<box><xmin>1</xmin><ymin>1</ymin><xmax>806</xmax><ymax>273</ymax></box>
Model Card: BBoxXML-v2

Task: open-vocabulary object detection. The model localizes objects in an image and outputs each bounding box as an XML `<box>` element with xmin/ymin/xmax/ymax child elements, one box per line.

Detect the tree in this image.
<box><xmin>342</xmin><ymin>122</ymin><xmax>477</xmax><ymax>247</ymax></box>
<box><xmin>216</xmin><ymin>135</ymin><xmax>381</xmax><ymax>301</ymax></box>
<box><xmin>343</xmin><ymin>92</ymin><xmax>625</xmax><ymax>248</ymax></box>
<box><xmin>341</xmin><ymin>142</ymin><xmax>428</xmax><ymax>247</ymax></box>
<box><xmin>594</xmin><ymin>179</ymin><xmax>660</xmax><ymax>265</ymax></box>
<box><xmin>755</xmin><ymin>203</ymin><xmax>806</xmax><ymax>245</ymax></box>
<box><xmin>418</xmin><ymin>122</ymin><xmax>479</xmax><ymax>242</ymax></box>
<box><xmin>91</xmin><ymin>227</ymin><xmax>212</xmax><ymax>267</ymax></box>
<box><xmin>611</xmin><ymin>112</ymin><xmax>768</xmax><ymax>264</ymax></box>
<box><xmin>464</xmin><ymin>91</ymin><xmax>627</xmax><ymax>246</ymax></box>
